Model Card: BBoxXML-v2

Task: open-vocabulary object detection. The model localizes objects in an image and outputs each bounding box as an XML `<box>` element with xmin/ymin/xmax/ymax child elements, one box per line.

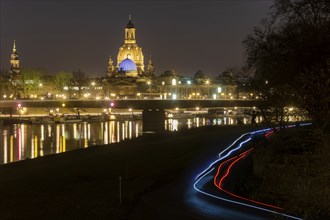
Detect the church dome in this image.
<box><xmin>119</xmin><ymin>58</ymin><xmax>137</xmax><ymax>72</ymax></box>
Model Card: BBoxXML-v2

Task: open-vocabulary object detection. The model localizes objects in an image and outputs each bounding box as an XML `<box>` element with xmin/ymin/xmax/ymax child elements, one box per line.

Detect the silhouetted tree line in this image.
<box><xmin>244</xmin><ymin>0</ymin><xmax>330</xmax><ymax>133</ymax></box>
<box><xmin>243</xmin><ymin>1</ymin><xmax>330</xmax><ymax>219</ymax></box>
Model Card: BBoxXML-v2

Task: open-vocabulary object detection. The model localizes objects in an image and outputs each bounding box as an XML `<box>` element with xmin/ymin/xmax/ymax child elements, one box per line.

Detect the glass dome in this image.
<box><xmin>118</xmin><ymin>58</ymin><xmax>137</xmax><ymax>72</ymax></box>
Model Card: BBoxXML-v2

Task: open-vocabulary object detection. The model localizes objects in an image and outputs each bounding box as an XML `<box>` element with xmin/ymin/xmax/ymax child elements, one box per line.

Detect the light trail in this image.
<box><xmin>218</xmin><ymin>132</ymin><xmax>250</xmax><ymax>158</ymax></box>
<box><xmin>192</xmin><ymin>123</ymin><xmax>312</xmax><ymax>220</ymax></box>
<box><xmin>214</xmin><ymin>147</ymin><xmax>283</xmax><ymax>210</ymax></box>
<box><xmin>218</xmin><ymin>137</ymin><xmax>251</xmax><ymax>160</ymax></box>
<box><xmin>193</xmin><ymin>167</ymin><xmax>302</xmax><ymax>220</ymax></box>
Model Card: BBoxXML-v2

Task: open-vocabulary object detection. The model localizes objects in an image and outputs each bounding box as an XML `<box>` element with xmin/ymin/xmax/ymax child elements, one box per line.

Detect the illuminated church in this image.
<box><xmin>10</xmin><ymin>40</ymin><xmax>20</xmax><ymax>78</ymax></box>
<box><xmin>107</xmin><ymin>16</ymin><xmax>154</xmax><ymax>78</ymax></box>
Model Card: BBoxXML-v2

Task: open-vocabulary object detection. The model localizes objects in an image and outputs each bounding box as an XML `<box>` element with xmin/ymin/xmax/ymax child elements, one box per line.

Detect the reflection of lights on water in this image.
<box><xmin>10</xmin><ymin>135</ymin><xmax>14</xmax><ymax>162</ymax></box>
<box><xmin>61</xmin><ymin>124</ymin><xmax>65</xmax><ymax>136</ymax></box>
<box><xmin>125</xmin><ymin>122</ymin><xmax>128</xmax><ymax>139</ymax></box>
<box><xmin>136</xmin><ymin>123</ymin><xmax>139</xmax><ymax>138</ymax></box>
<box><xmin>116</xmin><ymin>122</ymin><xmax>120</xmax><ymax>143</ymax></box>
<box><xmin>187</xmin><ymin>119</ymin><xmax>192</xmax><ymax>129</ymax></box>
<box><xmin>40</xmin><ymin>148</ymin><xmax>44</xmax><ymax>157</ymax></box>
<box><xmin>48</xmin><ymin>124</ymin><xmax>52</xmax><ymax>137</ymax></box>
<box><xmin>21</xmin><ymin>124</ymin><xmax>25</xmax><ymax>159</ymax></box>
<box><xmin>1</xmin><ymin>115</ymin><xmax>256</xmax><ymax>164</ymax></box>
<box><xmin>1</xmin><ymin>113</ymin><xmax>270</xmax><ymax>165</ymax></box>
<box><xmin>73</xmin><ymin>124</ymin><xmax>78</xmax><ymax>139</ymax></box>
<box><xmin>34</xmin><ymin>135</ymin><xmax>38</xmax><ymax>158</ymax></box>
<box><xmin>13</xmin><ymin>124</ymin><xmax>17</xmax><ymax>138</ymax></box>
<box><xmin>60</xmin><ymin>124</ymin><xmax>66</xmax><ymax>152</ymax></box>
<box><xmin>83</xmin><ymin>123</ymin><xmax>87</xmax><ymax>139</ymax></box>
<box><xmin>104</xmin><ymin>122</ymin><xmax>108</xmax><ymax>144</ymax></box>
<box><xmin>87</xmin><ymin>124</ymin><xmax>91</xmax><ymax>140</ymax></box>
<box><xmin>18</xmin><ymin>127</ymin><xmax>21</xmax><ymax>161</ymax></box>
<box><xmin>122</xmin><ymin>123</ymin><xmax>125</xmax><ymax>140</ymax></box>
<box><xmin>41</xmin><ymin>125</ymin><xmax>44</xmax><ymax>141</ymax></box>
<box><xmin>129</xmin><ymin>121</ymin><xmax>132</xmax><ymax>139</ymax></box>
<box><xmin>3</xmin><ymin>132</ymin><xmax>8</xmax><ymax>164</ymax></box>
<box><xmin>0</xmin><ymin>115</ymin><xmax>247</xmax><ymax>164</ymax></box>
<box><xmin>173</xmin><ymin>120</ymin><xmax>178</xmax><ymax>131</ymax></box>
<box><xmin>31</xmin><ymin>135</ymin><xmax>35</xmax><ymax>159</ymax></box>
<box><xmin>56</xmin><ymin>125</ymin><xmax>60</xmax><ymax>153</ymax></box>
<box><xmin>110</xmin><ymin>121</ymin><xmax>115</xmax><ymax>143</ymax></box>
<box><xmin>229</xmin><ymin>118</ymin><xmax>234</xmax><ymax>125</ymax></box>
<box><xmin>243</xmin><ymin>118</ymin><xmax>248</xmax><ymax>124</ymax></box>
<box><xmin>40</xmin><ymin>125</ymin><xmax>44</xmax><ymax>155</ymax></box>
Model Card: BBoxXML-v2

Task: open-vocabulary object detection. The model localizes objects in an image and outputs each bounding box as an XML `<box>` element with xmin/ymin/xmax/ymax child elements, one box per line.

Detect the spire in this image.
<box><xmin>108</xmin><ymin>56</ymin><xmax>113</xmax><ymax>65</ymax></box>
<box><xmin>148</xmin><ymin>55</ymin><xmax>153</xmax><ymax>65</ymax></box>
<box><xmin>13</xmin><ymin>40</ymin><xmax>16</xmax><ymax>53</ymax></box>
<box><xmin>146</xmin><ymin>55</ymin><xmax>155</xmax><ymax>77</ymax></box>
<box><xmin>126</xmin><ymin>15</ymin><xmax>135</xmax><ymax>29</ymax></box>
<box><xmin>10</xmin><ymin>40</ymin><xmax>20</xmax><ymax>77</ymax></box>
<box><xmin>107</xmin><ymin>56</ymin><xmax>116</xmax><ymax>77</ymax></box>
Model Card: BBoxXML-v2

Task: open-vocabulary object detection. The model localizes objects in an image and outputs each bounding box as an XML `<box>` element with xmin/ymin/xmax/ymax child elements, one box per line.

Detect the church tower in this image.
<box><xmin>107</xmin><ymin>56</ymin><xmax>116</xmax><ymax>77</ymax></box>
<box><xmin>146</xmin><ymin>56</ymin><xmax>155</xmax><ymax>78</ymax></box>
<box><xmin>124</xmin><ymin>15</ymin><xmax>136</xmax><ymax>44</ymax></box>
<box><xmin>117</xmin><ymin>16</ymin><xmax>144</xmax><ymax>75</ymax></box>
<box><xmin>10</xmin><ymin>40</ymin><xmax>20</xmax><ymax>78</ymax></box>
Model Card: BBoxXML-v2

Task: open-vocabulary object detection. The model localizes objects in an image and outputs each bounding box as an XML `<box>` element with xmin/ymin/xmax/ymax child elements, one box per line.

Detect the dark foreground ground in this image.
<box><xmin>0</xmin><ymin>125</ymin><xmax>254</xmax><ymax>220</ymax></box>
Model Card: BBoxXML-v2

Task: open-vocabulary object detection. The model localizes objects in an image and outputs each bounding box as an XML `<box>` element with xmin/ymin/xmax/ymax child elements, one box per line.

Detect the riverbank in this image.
<box><xmin>0</xmin><ymin>125</ymin><xmax>254</xmax><ymax>219</ymax></box>
<box><xmin>0</xmin><ymin>113</ymin><xmax>141</xmax><ymax>125</ymax></box>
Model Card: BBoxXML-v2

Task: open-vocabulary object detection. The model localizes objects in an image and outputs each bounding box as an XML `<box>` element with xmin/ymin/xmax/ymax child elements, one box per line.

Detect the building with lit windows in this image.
<box><xmin>2</xmin><ymin>17</ymin><xmax>238</xmax><ymax>101</ymax></box>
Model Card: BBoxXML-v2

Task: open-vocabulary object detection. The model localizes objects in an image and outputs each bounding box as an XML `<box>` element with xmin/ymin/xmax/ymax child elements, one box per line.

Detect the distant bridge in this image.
<box><xmin>0</xmin><ymin>99</ymin><xmax>259</xmax><ymax>132</ymax></box>
<box><xmin>0</xmin><ymin>99</ymin><xmax>258</xmax><ymax>109</ymax></box>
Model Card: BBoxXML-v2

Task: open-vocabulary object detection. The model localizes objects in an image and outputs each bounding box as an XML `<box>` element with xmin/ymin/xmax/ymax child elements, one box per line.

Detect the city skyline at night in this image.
<box><xmin>0</xmin><ymin>1</ymin><xmax>272</xmax><ymax>77</ymax></box>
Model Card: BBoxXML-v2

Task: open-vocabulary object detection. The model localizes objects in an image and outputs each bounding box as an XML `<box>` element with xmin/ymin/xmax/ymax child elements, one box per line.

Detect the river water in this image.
<box><xmin>0</xmin><ymin>115</ymin><xmax>253</xmax><ymax>165</ymax></box>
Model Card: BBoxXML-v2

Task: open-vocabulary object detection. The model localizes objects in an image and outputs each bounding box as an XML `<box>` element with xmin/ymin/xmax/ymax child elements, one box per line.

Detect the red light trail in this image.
<box><xmin>213</xmin><ymin>136</ymin><xmax>283</xmax><ymax>211</ymax></box>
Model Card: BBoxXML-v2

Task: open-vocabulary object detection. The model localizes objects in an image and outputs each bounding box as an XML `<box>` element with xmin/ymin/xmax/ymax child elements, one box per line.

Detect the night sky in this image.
<box><xmin>0</xmin><ymin>0</ymin><xmax>272</xmax><ymax>77</ymax></box>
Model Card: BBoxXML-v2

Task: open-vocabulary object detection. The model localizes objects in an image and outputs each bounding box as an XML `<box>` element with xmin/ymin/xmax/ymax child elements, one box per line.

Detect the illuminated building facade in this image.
<box><xmin>9</xmin><ymin>40</ymin><xmax>21</xmax><ymax>80</ymax></box>
<box><xmin>107</xmin><ymin>16</ymin><xmax>146</xmax><ymax>78</ymax></box>
<box><xmin>1</xmin><ymin>18</ymin><xmax>238</xmax><ymax>100</ymax></box>
<box><xmin>103</xmin><ymin>16</ymin><xmax>237</xmax><ymax>99</ymax></box>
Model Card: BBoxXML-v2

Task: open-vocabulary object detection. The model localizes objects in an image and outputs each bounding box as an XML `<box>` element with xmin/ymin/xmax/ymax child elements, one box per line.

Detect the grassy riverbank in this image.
<box><xmin>0</xmin><ymin>125</ymin><xmax>253</xmax><ymax>219</ymax></box>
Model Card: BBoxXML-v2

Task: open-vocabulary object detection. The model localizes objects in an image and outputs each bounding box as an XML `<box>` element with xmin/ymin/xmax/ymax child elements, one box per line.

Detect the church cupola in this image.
<box><xmin>125</xmin><ymin>15</ymin><xmax>136</xmax><ymax>44</ymax></box>
<box><xmin>117</xmin><ymin>16</ymin><xmax>144</xmax><ymax>75</ymax></box>
<box><xmin>10</xmin><ymin>40</ymin><xmax>20</xmax><ymax>76</ymax></box>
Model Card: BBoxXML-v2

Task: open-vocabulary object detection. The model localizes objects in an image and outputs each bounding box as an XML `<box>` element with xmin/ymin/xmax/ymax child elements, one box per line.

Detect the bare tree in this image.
<box><xmin>71</xmin><ymin>69</ymin><xmax>87</xmax><ymax>98</ymax></box>
<box><xmin>53</xmin><ymin>71</ymin><xmax>73</xmax><ymax>96</ymax></box>
<box><xmin>17</xmin><ymin>68</ymin><xmax>43</xmax><ymax>98</ymax></box>
<box><xmin>243</xmin><ymin>1</ymin><xmax>330</xmax><ymax>218</ymax></box>
<box><xmin>244</xmin><ymin>0</ymin><xmax>330</xmax><ymax>132</ymax></box>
